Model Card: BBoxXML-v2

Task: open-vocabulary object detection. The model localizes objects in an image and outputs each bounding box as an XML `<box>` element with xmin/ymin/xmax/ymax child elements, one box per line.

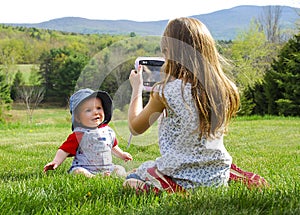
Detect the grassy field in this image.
<box><xmin>0</xmin><ymin>106</ymin><xmax>299</xmax><ymax>214</ymax></box>
<box><xmin>3</xmin><ymin>64</ymin><xmax>39</xmax><ymax>84</ymax></box>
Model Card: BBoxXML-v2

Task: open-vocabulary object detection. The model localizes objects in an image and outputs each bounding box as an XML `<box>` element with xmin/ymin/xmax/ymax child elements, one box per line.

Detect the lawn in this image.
<box><xmin>3</xmin><ymin>64</ymin><xmax>39</xmax><ymax>84</ymax></box>
<box><xmin>0</xmin><ymin>106</ymin><xmax>299</xmax><ymax>214</ymax></box>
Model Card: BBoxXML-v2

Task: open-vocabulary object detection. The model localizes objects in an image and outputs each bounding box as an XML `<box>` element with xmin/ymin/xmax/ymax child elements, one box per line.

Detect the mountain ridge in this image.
<box><xmin>3</xmin><ymin>5</ymin><xmax>299</xmax><ymax>40</ymax></box>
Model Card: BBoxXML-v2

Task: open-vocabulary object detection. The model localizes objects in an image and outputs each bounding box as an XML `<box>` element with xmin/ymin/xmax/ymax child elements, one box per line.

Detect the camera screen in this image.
<box><xmin>141</xmin><ymin>64</ymin><xmax>162</xmax><ymax>87</ymax></box>
<box><xmin>138</xmin><ymin>59</ymin><xmax>164</xmax><ymax>87</ymax></box>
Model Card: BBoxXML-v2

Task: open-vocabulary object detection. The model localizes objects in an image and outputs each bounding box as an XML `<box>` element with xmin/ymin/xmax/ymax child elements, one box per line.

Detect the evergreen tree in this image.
<box><xmin>243</xmin><ymin>82</ymin><xmax>268</xmax><ymax>115</ymax></box>
<box><xmin>264</xmin><ymin>34</ymin><xmax>300</xmax><ymax>116</ymax></box>
<box><xmin>10</xmin><ymin>70</ymin><xmax>25</xmax><ymax>101</ymax></box>
<box><xmin>39</xmin><ymin>48</ymin><xmax>89</xmax><ymax>105</ymax></box>
<box><xmin>55</xmin><ymin>52</ymin><xmax>89</xmax><ymax>105</ymax></box>
<box><xmin>0</xmin><ymin>71</ymin><xmax>12</xmax><ymax>122</ymax></box>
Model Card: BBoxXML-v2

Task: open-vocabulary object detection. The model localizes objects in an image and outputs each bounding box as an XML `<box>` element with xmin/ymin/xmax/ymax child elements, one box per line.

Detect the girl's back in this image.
<box><xmin>155</xmin><ymin>79</ymin><xmax>232</xmax><ymax>189</ymax></box>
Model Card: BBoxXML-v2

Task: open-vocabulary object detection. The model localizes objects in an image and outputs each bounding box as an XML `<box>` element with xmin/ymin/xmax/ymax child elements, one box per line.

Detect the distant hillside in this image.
<box><xmin>193</xmin><ymin>5</ymin><xmax>299</xmax><ymax>40</ymax></box>
<box><xmin>4</xmin><ymin>5</ymin><xmax>299</xmax><ymax>40</ymax></box>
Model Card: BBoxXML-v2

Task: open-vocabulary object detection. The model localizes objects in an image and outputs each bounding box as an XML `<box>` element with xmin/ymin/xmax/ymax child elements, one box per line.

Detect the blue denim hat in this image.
<box><xmin>69</xmin><ymin>88</ymin><xmax>112</xmax><ymax>130</ymax></box>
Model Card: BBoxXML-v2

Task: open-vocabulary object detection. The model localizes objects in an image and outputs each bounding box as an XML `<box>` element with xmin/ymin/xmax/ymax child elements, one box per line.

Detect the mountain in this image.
<box><xmin>192</xmin><ymin>5</ymin><xmax>299</xmax><ymax>40</ymax></box>
<box><xmin>4</xmin><ymin>5</ymin><xmax>299</xmax><ymax>40</ymax></box>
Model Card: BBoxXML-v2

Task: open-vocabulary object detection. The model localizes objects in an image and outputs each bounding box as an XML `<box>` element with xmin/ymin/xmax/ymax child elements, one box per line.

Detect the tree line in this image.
<box><xmin>0</xmin><ymin>6</ymin><xmax>299</xmax><ymax>123</ymax></box>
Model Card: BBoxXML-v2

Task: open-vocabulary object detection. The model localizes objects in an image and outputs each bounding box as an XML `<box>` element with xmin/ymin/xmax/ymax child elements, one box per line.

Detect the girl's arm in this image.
<box><xmin>128</xmin><ymin>69</ymin><xmax>165</xmax><ymax>135</ymax></box>
<box><xmin>43</xmin><ymin>149</ymin><xmax>70</xmax><ymax>172</ymax></box>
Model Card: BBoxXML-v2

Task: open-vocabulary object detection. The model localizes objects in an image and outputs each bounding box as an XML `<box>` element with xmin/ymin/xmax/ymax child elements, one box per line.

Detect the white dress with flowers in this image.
<box><xmin>134</xmin><ymin>79</ymin><xmax>232</xmax><ymax>189</ymax></box>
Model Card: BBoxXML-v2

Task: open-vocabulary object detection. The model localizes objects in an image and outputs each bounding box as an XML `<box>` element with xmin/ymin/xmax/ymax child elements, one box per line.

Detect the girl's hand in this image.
<box><xmin>129</xmin><ymin>65</ymin><xmax>143</xmax><ymax>91</ymax></box>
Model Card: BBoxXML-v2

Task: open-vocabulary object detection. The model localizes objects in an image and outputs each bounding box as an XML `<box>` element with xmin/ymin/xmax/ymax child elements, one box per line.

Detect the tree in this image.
<box><xmin>263</xmin><ymin>33</ymin><xmax>300</xmax><ymax>116</ymax></box>
<box><xmin>10</xmin><ymin>70</ymin><xmax>25</xmax><ymax>101</ymax></box>
<box><xmin>28</xmin><ymin>65</ymin><xmax>41</xmax><ymax>85</ymax></box>
<box><xmin>242</xmin><ymin>82</ymin><xmax>268</xmax><ymax>115</ymax></box>
<box><xmin>0</xmin><ymin>71</ymin><xmax>12</xmax><ymax>123</ymax></box>
<box><xmin>14</xmin><ymin>66</ymin><xmax>45</xmax><ymax>123</ymax></box>
<box><xmin>55</xmin><ymin>53</ymin><xmax>89</xmax><ymax>104</ymax></box>
<box><xmin>231</xmin><ymin>21</ymin><xmax>272</xmax><ymax>90</ymax></box>
<box><xmin>17</xmin><ymin>86</ymin><xmax>45</xmax><ymax>123</ymax></box>
<box><xmin>0</xmin><ymin>39</ymin><xmax>22</xmax><ymax>84</ymax></box>
<box><xmin>257</xmin><ymin>6</ymin><xmax>282</xmax><ymax>43</ymax></box>
<box><xmin>39</xmin><ymin>48</ymin><xmax>89</xmax><ymax>105</ymax></box>
<box><xmin>130</xmin><ymin>32</ymin><xmax>136</xmax><ymax>37</ymax></box>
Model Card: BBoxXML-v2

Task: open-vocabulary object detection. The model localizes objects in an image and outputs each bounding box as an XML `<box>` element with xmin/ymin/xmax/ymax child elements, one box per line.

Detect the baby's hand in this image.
<box><xmin>103</xmin><ymin>171</ymin><xmax>111</xmax><ymax>176</ymax></box>
<box><xmin>43</xmin><ymin>162</ymin><xmax>58</xmax><ymax>173</ymax></box>
<box><xmin>122</xmin><ymin>152</ymin><xmax>133</xmax><ymax>162</ymax></box>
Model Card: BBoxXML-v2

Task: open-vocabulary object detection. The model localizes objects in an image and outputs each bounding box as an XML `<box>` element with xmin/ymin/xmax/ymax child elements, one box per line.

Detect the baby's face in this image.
<box><xmin>76</xmin><ymin>97</ymin><xmax>104</xmax><ymax>128</ymax></box>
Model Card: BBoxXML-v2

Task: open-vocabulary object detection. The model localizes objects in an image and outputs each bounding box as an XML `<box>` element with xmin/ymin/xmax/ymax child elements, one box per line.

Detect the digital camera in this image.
<box><xmin>134</xmin><ymin>57</ymin><xmax>165</xmax><ymax>91</ymax></box>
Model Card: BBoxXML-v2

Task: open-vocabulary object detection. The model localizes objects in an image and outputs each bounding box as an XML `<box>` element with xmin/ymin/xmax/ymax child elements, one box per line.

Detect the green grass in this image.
<box><xmin>0</xmin><ymin>107</ymin><xmax>300</xmax><ymax>214</ymax></box>
<box><xmin>4</xmin><ymin>64</ymin><xmax>39</xmax><ymax>84</ymax></box>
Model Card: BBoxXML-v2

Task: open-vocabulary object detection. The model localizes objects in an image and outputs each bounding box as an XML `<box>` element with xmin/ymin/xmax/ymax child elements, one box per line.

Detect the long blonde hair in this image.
<box><xmin>158</xmin><ymin>17</ymin><xmax>240</xmax><ymax>137</ymax></box>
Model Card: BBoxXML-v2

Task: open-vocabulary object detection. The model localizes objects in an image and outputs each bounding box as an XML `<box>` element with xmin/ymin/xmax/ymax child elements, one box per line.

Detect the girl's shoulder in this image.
<box><xmin>167</xmin><ymin>79</ymin><xmax>191</xmax><ymax>88</ymax></box>
<box><xmin>167</xmin><ymin>78</ymin><xmax>182</xmax><ymax>85</ymax></box>
<box><xmin>159</xmin><ymin>79</ymin><xmax>191</xmax><ymax>94</ymax></box>
<box><xmin>156</xmin><ymin>79</ymin><xmax>183</xmax><ymax>91</ymax></box>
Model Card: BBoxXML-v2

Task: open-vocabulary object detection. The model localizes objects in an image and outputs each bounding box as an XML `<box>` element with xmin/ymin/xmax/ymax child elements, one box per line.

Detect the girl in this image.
<box><xmin>124</xmin><ymin>17</ymin><xmax>240</xmax><ymax>192</ymax></box>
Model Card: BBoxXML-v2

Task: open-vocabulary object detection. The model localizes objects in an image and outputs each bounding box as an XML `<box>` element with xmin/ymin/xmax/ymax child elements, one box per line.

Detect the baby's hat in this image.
<box><xmin>69</xmin><ymin>88</ymin><xmax>113</xmax><ymax>130</ymax></box>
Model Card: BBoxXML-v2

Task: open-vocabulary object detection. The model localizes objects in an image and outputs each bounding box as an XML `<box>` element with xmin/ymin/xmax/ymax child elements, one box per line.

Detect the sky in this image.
<box><xmin>1</xmin><ymin>0</ymin><xmax>300</xmax><ymax>23</ymax></box>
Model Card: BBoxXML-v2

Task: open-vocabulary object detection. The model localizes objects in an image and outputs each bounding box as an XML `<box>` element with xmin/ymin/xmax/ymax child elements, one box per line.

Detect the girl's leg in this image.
<box><xmin>123</xmin><ymin>178</ymin><xmax>149</xmax><ymax>189</ymax></box>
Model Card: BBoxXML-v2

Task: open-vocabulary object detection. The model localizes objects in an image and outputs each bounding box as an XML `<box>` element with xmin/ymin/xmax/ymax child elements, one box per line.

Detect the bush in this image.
<box><xmin>112</xmin><ymin>108</ymin><xmax>127</xmax><ymax>121</ymax></box>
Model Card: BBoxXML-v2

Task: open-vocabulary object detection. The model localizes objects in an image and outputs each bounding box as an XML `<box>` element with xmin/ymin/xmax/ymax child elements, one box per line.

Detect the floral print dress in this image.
<box><xmin>134</xmin><ymin>79</ymin><xmax>232</xmax><ymax>189</ymax></box>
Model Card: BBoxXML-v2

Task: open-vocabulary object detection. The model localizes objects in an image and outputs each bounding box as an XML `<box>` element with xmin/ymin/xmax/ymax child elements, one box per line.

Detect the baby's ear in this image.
<box><xmin>74</xmin><ymin>114</ymin><xmax>80</xmax><ymax>123</ymax></box>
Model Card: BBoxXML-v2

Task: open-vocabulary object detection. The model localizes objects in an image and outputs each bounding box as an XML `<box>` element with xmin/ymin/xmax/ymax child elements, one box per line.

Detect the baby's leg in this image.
<box><xmin>113</xmin><ymin>165</ymin><xmax>127</xmax><ymax>177</ymax></box>
<box><xmin>70</xmin><ymin>167</ymin><xmax>95</xmax><ymax>178</ymax></box>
